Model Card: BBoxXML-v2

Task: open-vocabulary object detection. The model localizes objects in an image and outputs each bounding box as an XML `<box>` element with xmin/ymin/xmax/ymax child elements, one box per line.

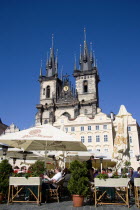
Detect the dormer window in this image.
<box><xmin>83</xmin><ymin>80</ymin><xmax>88</xmax><ymax>93</ymax></box>
<box><xmin>46</xmin><ymin>86</ymin><xmax>50</xmax><ymax>98</ymax></box>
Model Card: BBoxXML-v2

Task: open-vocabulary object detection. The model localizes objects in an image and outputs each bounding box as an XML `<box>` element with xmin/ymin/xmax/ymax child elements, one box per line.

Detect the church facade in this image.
<box><xmin>35</xmin><ymin>33</ymin><xmax>100</xmax><ymax>125</ymax></box>
<box><xmin>35</xmin><ymin>33</ymin><xmax>140</xmax><ymax>170</ymax></box>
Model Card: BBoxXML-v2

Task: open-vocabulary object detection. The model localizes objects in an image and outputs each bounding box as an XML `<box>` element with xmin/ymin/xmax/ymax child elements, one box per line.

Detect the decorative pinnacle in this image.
<box><xmin>40</xmin><ymin>59</ymin><xmax>43</xmax><ymax>76</ymax></box>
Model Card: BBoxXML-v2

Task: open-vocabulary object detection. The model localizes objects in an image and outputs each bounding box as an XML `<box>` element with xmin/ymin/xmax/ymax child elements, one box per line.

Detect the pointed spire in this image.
<box><xmin>90</xmin><ymin>42</ymin><xmax>93</xmax><ymax>63</ymax></box>
<box><xmin>84</xmin><ymin>28</ymin><xmax>86</xmax><ymax>41</ymax></box>
<box><xmin>55</xmin><ymin>49</ymin><xmax>58</xmax><ymax>74</ymax></box>
<box><xmin>83</xmin><ymin>28</ymin><xmax>88</xmax><ymax>62</ymax></box>
<box><xmin>74</xmin><ymin>54</ymin><xmax>77</xmax><ymax>71</ymax></box>
<box><xmin>93</xmin><ymin>51</ymin><xmax>96</xmax><ymax>67</ymax></box>
<box><xmin>46</xmin><ymin>34</ymin><xmax>58</xmax><ymax>77</ymax></box>
<box><xmin>52</xmin><ymin>34</ymin><xmax>54</xmax><ymax>49</ymax></box>
<box><xmin>78</xmin><ymin>28</ymin><xmax>92</xmax><ymax>71</ymax></box>
<box><xmin>79</xmin><ymin>44</ymin><xmax>82</xmax><ymax>64</ymax></box>
<box><xmin>40</xmin><ymin>59</ymin><xmax>43</xmax><ymax>76</ymax></box>
<box><xmin>46</xmin><ymin>52</ymin><xmax>49</xmax><ymax>70</ymax></box>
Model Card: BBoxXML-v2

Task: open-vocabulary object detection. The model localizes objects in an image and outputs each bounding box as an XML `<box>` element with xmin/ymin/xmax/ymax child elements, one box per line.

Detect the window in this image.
<box><xmin>84</xmin><ymin>109</ymin><xmax>88</xmax><ymax>114</ymax></box>
<box><xmin>43</xmin><ymin>88</ymin><xmax>45</xmax><ymax>95</ymax></box>
<box><xmin>96</xmin><ymin>125</ymin><xmax>99</xmax><ymax>130</ymax></box>
<box><xmin>46</xmin><ymin>86</ymin><xmax>50</xmax><ymax>98</ymax></box>
<box><xmin>81</xmin><ymin>136</ymin><xmax>85</xmax><ymax>143</ymax></box>
<box><xmin>88</xmin><ymin>149</ymin><xmax>92</xmax><ymax>152</ymax></box>
<box><xmin>96</xmin><ymin>149</ymin><xmax>100</xmax><ymax>152</ymax></box>
<box><xmin>88</xmin><ymin>126</ymin><xmax>91</xmax><ymax>131</ymax></box>
<box><xmin>81</xmin><ymin>126</ymin><xmax>84</xmax><ymax>131</ymax></box>
<box><xmin>88</xmin><ymin>136</ymin><xmax>92</xmax><ymax>143</ymax></box>
<box><xmin>71</xmin><ymin>127</ymin><xmax>75</xmax><ymax>132</ymax></box>
<box><xmin>104</xmin><ymin>135</ymin><xmax>108</xmax><ymax>142</ymax></box>
<box><xmin>129</xmin><ymin>136</ymin><xmax>132</xmax><ymax>143</ymax></box>
<box><xmin>129</xmin><ymin>150</ymin><xmax>133</xmax><ymax>158</ymax></box>
<box><xmin>96</xmin><ymin>135</ymin><xmax>100</xmax><ymax>142</ymax></box>
<box><xmin>65</xmin><ymin>128</ymin><xmax>68</xmax><ymax>133</ymax></box>
<box><xmin>103</xmin><ymin>125</ymin><xmax>107</xmax><ymax>129</ymax></box>
<box><xmin>83</xmin><ymin>80</ymin><xmax>88</xmax><ymax>93</ymax></box>
<box><xmin>128</xmin><ymin>126</ymin><xmax>131</xmax><ymax>131</ymax></box>
<box><xmin>104</xmin><ymin>148</ymin><xmax>108</xmax><ymax>152</ymax></box>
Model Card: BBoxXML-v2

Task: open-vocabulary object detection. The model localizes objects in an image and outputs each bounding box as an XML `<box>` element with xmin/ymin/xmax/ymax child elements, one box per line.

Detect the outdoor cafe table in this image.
<box><xmin>134</xmin><ymin>178</ymin><xmax>140</xmax><ymax>208</ymax></box>
<box><xmin>8</xmin><ymin>177</ymin><xmax>42</xmax><ymax>205</ymax></box>
<box><xmin>94</xmin><ymin>178</ymin><xmax>130</xmax><ymax>208</ymax></box>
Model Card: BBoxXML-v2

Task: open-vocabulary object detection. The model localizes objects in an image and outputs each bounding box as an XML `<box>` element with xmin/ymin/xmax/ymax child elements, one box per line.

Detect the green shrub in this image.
<box><xmin>67</xmin><ymin>160</ymin><xmax>89</xmax><ymax>196</ymax></box>
<box><xmin>96</xmin><ymin>173</ymin><xmax>108</xmax><ymax>180</ymax></box>
<box><xmin>29</xmin><ymin>160</ymin><xmax>45</xmax><ymax>176</ymax></box>
<box><xmin>0</xmin><ymin>159</ymin><xmax>13</xmax><ymax>196</ymax></box>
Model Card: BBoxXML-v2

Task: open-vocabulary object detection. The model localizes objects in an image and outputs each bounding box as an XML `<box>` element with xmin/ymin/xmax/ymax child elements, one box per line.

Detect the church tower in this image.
<box><xmin>36</xmin><ymin>35</ymin><xmax>62</xmax><ymax>125</ymax></box>
<box><xmin>35</xmin><ymin>30</ymin><xmax>100</xmax><ymax>126</ymax></box>
<box><xmin>73</xmin><ymin>29</ymin><xmax>100</xmax><ymax>117</ymax></box>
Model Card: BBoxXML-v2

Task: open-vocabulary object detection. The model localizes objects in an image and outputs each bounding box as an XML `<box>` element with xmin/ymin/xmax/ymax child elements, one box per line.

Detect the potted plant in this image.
<box><xmin>67</xmin><ymin>160</ymin><xmax>89</xmax><ymax>207</ymax></box>
<box><xmin>0</xmin><ymin>159</ymin><xmax>13</xmax><ymax>203</ymax></box>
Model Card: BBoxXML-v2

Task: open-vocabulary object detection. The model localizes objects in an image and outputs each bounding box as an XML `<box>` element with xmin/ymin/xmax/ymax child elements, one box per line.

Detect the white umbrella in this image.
<box><xmin>0</xmin><ymin>124</ymin><xmax>87</xmax><ymax>152</ymax></box>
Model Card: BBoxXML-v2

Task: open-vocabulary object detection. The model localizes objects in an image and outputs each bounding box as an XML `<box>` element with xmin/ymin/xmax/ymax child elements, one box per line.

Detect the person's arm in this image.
<box><xmin>44</xmin><ymin>174</ymin><xmax>51</xmax><ymax>181</ymax></box>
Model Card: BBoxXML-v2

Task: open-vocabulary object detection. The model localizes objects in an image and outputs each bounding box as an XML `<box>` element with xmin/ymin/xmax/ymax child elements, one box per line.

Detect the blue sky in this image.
<box><xmin>0</xmin><ymin>0</ymin><xmax>140</xmax><ymax>130</ymax></box>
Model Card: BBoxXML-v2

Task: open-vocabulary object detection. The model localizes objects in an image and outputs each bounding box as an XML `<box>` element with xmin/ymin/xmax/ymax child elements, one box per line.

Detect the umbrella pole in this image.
<box><xmin>45</xmin><ymin>142</ymin><xmax>47</xmax><ymax>169</ymax></box>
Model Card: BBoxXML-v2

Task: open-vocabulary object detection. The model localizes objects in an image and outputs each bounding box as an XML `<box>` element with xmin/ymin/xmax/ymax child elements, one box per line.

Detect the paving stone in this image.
<box><xmin>0</xmin><ymin>202</ymin><xmax>140</xmax><ymax>210</ymax></box>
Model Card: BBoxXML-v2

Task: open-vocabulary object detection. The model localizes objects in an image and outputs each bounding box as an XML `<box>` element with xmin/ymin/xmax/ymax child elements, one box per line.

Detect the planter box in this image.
<box><xmin>9</xmin><ymin>177</ymin><xmax>42</xmax><ymax>186</ymax></box>
<box><xmin>94</xmin><ymin>178</ymin><xmax>130</xmax><ymax>187</ymax></box>
<box><xmin>134</xmin><ymin>178</ymin><xmax>140</xmax><ymax>187</ymax></box>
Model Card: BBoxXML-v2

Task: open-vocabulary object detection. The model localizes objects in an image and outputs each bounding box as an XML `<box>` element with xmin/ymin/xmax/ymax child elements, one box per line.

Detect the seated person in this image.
<box><xmin>42</xmin><ymin>167</ymin><xmax>62</xmax><ymax>202</ymax></box>
<box><xmin>43</xmin><ymin>167</ymin><xmax>62</xmax><ymax>189</ymax></box>
<box><xmin>107</xmin><ymin>168</ymin><xmax>113</xmax><ymax>178</ymax></box>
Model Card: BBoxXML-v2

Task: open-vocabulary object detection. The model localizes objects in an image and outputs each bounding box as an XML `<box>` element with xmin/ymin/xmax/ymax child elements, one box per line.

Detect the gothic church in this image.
<box><xmin>35</xmin><ymin>32</ymin><xmax>100</xmax><ymax>125</ymax></box>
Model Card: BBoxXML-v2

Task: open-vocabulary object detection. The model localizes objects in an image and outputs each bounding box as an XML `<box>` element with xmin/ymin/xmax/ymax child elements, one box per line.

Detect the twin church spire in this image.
<box><xmin>39</xmin><ymin>29</ymin><xmax>97</xmax><ymax>78</ymax></box>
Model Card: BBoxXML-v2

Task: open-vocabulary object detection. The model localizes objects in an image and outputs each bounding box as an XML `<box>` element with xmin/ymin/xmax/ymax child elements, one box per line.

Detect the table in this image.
<box><xmin>94</xmin><ymin>178</ymin><xmax>130</xmax><ymax>207</ymax></box>
<box><xmin>134</xmin><ymin>178</ymin><xmax>140</xmax><ymax>208</ymax></box>
<box><xmin>8</xmin><ymin>177</ymin><xmax>42</xmax><ymax>205</ymax></box>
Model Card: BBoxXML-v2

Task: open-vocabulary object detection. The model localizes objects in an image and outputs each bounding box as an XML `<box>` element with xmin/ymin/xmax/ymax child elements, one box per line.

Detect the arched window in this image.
<box><xmin>83</xmin><ymin>80</ymin><xmax>88</xmax><ymax>93</ymax></box>
<box><xmin>46</xmin><ymin>86</ymin><xmax>50</xmax><ymax>98</ymax></box>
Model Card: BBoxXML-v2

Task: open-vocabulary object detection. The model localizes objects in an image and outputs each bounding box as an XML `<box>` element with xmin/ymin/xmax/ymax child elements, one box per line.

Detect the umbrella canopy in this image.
<box><xmin>0</xmin><ymin>124</ymin><xmax>87</xmax><ymax>152</ymax></box>
<box><xmin>0</xmin><ymin>147</ymin><xmax>44</xmax><ymax>160</ymax></box>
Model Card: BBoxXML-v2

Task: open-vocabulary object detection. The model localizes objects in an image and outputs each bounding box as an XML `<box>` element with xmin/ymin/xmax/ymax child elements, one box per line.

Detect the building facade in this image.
<box><xmin>35</xmin><ymin>33</ymin><xmax>140</xmax><ymax>170</ymax></box>
<box><xmin>35</xmin><ymin>33</ymin><xmax>100</xmax><ymax>125</ymax></box>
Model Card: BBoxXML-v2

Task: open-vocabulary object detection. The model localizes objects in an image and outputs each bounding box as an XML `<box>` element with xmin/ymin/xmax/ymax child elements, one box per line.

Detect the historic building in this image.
<box><xmin>34</xmin><ymin>32</ymin><xmax>140</xmax><ymax>169</ymax></box>
<box><xmin>35</xmin><ymin>33</ymin><xmax>100</xmax><ymax>125</ymax></box>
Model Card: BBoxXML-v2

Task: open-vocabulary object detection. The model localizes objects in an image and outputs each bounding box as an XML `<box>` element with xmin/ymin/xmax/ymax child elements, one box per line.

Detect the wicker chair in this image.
<box><xmin>46</xmin><ymin>178</ymin><xmax>64</xmax><ymax>203</ymax></box>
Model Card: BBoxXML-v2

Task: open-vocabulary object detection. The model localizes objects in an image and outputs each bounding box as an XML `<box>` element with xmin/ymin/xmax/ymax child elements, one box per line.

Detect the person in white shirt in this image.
<box><xmin>44</xmin><ymin>167</ymin><xmax>62</xmax><ymax>188</ymax></box>
<box><xmin>42</xmin><ymin>167</ymin><xmax>62</xmax><ymax>202</ymax></box>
